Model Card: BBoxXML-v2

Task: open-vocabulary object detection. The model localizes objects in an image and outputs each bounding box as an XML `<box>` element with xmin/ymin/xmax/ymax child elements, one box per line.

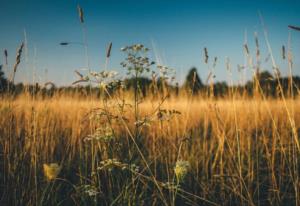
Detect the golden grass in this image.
<box><xmin>0</xmin><ymin>95</ymin><xmax>299</xmax><ymax>205</ymax></box>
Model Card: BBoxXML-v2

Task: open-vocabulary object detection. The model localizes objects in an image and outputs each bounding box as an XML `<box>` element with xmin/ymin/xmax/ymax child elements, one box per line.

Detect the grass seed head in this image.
<box><xmin>4</xmin><ymin>49</ymin><xmax>8</xmax><ymax>65</ymax></box>
<box><xmin>204</xmin><ymin>47</ymin><xmax>209</xmax><ymax>64</ymax></box>
<box><xmin>106</xmin><ymin>42</ymin><xmax>112</xmax><ymax>58</ymax></box>
<box><xmin>282</xmin><ymin>45</ymin><xmax>286</xmax><ymax>60</ymax></box>
<box><xmin>243</xmin><ymin>44</ymin><xmax>249</xmax><ymax>55</ymax></box>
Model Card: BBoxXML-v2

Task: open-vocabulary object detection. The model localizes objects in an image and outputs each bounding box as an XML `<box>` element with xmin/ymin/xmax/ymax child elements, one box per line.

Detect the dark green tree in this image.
<box><xmin>124</xmin><ymin>76</ymin><xmax>152</xmax><ymax>97</ymax></box>
<box><xmin>257</xmin><ymin>71</ymin><xmax>275</xmax><ymax>97</ymax></box>
<box><xmin>184</xmin><ymin>67</ymin><xmax>204</xmax><ymax>94</ymax></box>
<box><xmin>258</xmin><ymin>70</ymin><xmax>273</xmax><ymax>82</ymax></box>
<box><xmin>0</xmin><ymin>65</ymin><xmax>8</xmax><ymax>92</ymax></box>
<box><xmin>214</xmin><ymin>82</ymin><xmax>228</xmax><ymax>97</ymax></box>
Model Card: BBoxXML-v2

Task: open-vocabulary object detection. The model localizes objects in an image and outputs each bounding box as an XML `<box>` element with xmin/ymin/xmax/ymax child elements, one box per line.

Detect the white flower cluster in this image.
<box><xmin>120</xmin><ymin>44</ymin><xmax>155</xmax><ymax>75</ymax></box>
<box><xmin>84</xmin><ymin>127</ymin><xmax>114</xmax><ymax>143</ymax></box>
<box><xmin>121</xmin><ymin>44</ymin><xmax>149</xmax><ymax>52</ymax></box>
<box><xmin>157</xmin><ymin>65</ymin><xmax>176</xmax><ymax>81</ymax></box>
<box><xmin>97</xmin><ymin>159</ymin><xmax>139</xmax><ymax>173</ymax></box>
<box><xmin>77</xmin><ymin>185</ymin><xmax>99</xmax><ymax>197</ymax></box>
<box><xmin>90</xmin><ymin>71</ymin><xmax>118</xmax><ymax>79</ymax></box>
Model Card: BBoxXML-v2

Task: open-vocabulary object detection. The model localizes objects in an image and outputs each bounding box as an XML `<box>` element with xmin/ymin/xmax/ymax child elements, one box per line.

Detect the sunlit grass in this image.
<box><xmin>0</xmin><ymin>95</ymin><xmax>299</xmax><ymax>205</ymax></box>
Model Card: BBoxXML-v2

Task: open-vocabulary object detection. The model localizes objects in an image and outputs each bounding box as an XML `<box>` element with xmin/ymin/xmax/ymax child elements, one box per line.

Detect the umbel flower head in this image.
<box><xmin>43</xmin><ymin>163</ymin><xmax>61</xmax><ymax>181</ymax></box>
<box><xmin>174</xmin><ymin>160</ymin><xmax>190</xmax><ymax>183</ymax></box>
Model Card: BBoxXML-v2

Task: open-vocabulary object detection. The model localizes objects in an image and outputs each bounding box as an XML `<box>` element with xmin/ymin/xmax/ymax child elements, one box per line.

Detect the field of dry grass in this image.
<box><xmin>0</xmin><ymin>95</ymin><xmax>299</xmax><ymax>205</ymax></box>
<box><xmin>0</xmin><ymin>5</ymin><xmax>299</xmax><ymax>204</ymax></box>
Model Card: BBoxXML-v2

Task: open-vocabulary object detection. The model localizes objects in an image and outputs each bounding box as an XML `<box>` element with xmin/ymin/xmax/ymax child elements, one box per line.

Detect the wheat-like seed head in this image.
<box><xmin>13</xmin><ymin>43</ymin><xmax>24</xmax><ymax>73</ymax></box>
<box><xmin>10</xmin><ymin>43</ymin><xmax>24</xmax><ymax>83</ymax></box>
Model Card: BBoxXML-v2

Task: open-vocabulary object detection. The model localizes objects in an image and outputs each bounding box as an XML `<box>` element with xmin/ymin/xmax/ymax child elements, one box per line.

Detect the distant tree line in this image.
<box><xmin>0</xmin><ymin>65</ymin><xmax>299</xmax><ymax>99</ymax></box>
<box><xmin>182</xmin><ymin>68</ymin><xmax>300</xmax><ymax>98</ymax></box>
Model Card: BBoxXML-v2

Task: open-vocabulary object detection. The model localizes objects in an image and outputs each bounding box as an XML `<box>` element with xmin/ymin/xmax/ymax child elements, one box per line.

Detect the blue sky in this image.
<box><xmin>0</xmin><ymin>0</ymin><xmax>300</xmax><ymax>85</ymax></box>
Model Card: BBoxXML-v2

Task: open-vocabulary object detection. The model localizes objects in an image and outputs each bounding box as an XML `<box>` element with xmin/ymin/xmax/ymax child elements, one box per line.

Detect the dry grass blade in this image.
<box><xmin>72</xmin><ymin>79</ymin><xmax>88</xmax><ymax>85</ymax></box>
<box><xmin>205</xmin><ymin>71</ymin><xmax>213</xmax><ymax>84</ymax></box>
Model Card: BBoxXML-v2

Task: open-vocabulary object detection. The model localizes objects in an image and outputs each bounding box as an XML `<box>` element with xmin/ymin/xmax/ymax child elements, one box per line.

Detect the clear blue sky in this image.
<box><xmin>0</xmin><ymin>0</ymin><xmax>300</xmax><ymax>86</ymax></box>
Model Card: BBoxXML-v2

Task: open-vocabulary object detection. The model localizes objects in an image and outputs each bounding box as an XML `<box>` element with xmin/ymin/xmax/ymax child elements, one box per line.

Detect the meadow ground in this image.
<box><xmin>0</xmin><ymin>95</ymin><xmax>299</xmax><ymax>205</ymax></box>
